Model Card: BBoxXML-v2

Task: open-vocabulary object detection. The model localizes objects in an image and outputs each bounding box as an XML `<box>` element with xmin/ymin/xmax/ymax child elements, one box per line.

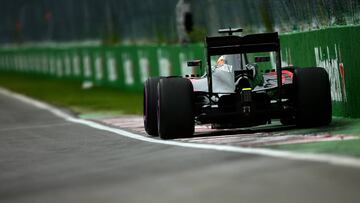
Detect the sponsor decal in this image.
<box><xmin>280</xmin><ymin>45</ymin><xmax>347</xmax><ymax>102</ymax></box>
<box><xmin>33</xmin><ymin>55</ymin><xmax>38</xmax><ymax>72</ymax></box>
<box><xmin>7</xmin><ymin>56</ymin><xmax>10</xmax><ymax>68</ymax></box>
<box><xmin>157</xmin><ymin>49</ymin><xmax>171</xmax><ymax>76</ymax></box>
<box><xmin>72</xmin><ymin>54</ymin><xmax>81</xmax><ymax>76</ymax></box>
<box><xmin>38</xmin><ymin>56</ymin><xmax>43</xmax><ymax>73</ymax></box>
<box><xmin>50</xmin><ymin>56</ymin><xmax>56</xmax><ymax>75</ymax></box>
<box><xmin>20</xmin><ymin>56</ymin><xmax>26</xmax><ymax>71</ymax></box>
<box><xmin>276</xmin><ymin>48</ymin><xmax>292</xmax><ymax>68</ymax></box>
<box><xmin>14</xmin><ymin>55</ymin><xmax>19</xmax><ymax>71</ymax></box>
<box><xmin>95</xmin><ymin>54</ymin><xmax>103</xmax><ymax>81</ymax></box>
<box><xmin>64</xmin><ymin>54</ymin><xmax>72</xmax><ymax>76</ymax></box>
<box><xmin>315</xmin><ymin>44</ymin><xmax>347</xmax><ymax>102</ymax></box>
<box><xmin>83</xmin><ymin>54</ymin><xmax>92</xmax><ymax>78</ymax></box>
<box><xmin>138</xmin><ymin>51</ymin><xmax>150</xmax><ymax>83</ymax></box>
<box><xmin>56</xmin><ymin>57</ymin><xmax>63</xmax><ymax>77</ymax></box>
<box><xmin>122</xmin><ymin>54</ymin><xmax>135</xmax><ymax>85</ymax></box>
<box><xmin>42</xmin><ymin>55</ymin><xmax>48</xmax><ymax>74</ymax></box>
<box><xmin>106</xmin><ymin>53</ymin><xmax>117</xmax><ymax>82</ymax></box>
<box><xmin>179</xmin><ymin>52</ymin><xmax>194</xmax><ymax>76</ymax></box>
<box><xmin>339</xmin><ymin>62</ymin><xmax>347</xmax><ymax>101</ymax></box>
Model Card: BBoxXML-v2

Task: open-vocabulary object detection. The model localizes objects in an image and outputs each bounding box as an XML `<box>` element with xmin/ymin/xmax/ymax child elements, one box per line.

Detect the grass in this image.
<box><xmin>0</xmin><ymin>72</ymin><xmax>143</xmax><ymax>116</ymax></box>
<box><xmin>269</xmin><ymin>139</ymin><xmax>360</xmax><ymax>157</ymax></box>
<box><xmin>267</xmin><ymin>117</ymin><xmax>360</xmax><ymax>156</ymax></box>
<box><xmin>274</xmin><ymin>117</ymin><xmax>360</xmax><ymax>136</ymax></box>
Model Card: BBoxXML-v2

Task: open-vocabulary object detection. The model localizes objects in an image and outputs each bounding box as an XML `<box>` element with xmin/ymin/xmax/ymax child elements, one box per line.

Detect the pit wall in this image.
<box><xmin>0</xmin><ymin>25</ymin><xmax>359</xmax><ymax>118</ymax></box>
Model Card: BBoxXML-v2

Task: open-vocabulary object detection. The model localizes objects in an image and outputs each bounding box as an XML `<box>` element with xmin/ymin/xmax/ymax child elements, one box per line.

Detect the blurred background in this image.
<box><xmin>1</xmin><ymin>0</ymin><xmax>359</xmax><ymax>44</ymax></box>
<box><xmin>0</xmin><ymin>0</ymin><xmax>360</xmax><ymax>117</ymax></box>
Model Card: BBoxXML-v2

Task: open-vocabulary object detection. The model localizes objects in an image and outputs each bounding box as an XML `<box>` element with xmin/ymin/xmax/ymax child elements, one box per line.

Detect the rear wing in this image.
<box><xmin>205</xmin><ymin>32</ymin><xmax>283</xmax><ymax>104</ymax></box>
<box><xmin>205</xmin><ymin>32</ymin><xmax>280</xmax><ymax>56</ymax></box>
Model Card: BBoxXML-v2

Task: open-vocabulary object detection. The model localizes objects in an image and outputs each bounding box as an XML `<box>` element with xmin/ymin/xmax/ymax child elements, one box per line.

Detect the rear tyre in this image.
<box><xmin>143</xmin><ymin>77</ymin><xmax>162</xmax><ymax>136</ymax></box>
<box><xmin>157</xmin><ymin>78</ymin><xmax>194</xmax><ymax>139</ymax></box>
<box><xmin>294</xmin><ymin>67</ymin><xmax>332</xmax><ymax>127</ymax></box>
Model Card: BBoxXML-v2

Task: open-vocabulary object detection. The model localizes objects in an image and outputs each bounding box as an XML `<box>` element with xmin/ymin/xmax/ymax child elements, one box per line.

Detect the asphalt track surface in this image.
<box><xmin>1</xmin><ymin>92</ymin><xmax>360</xmax><ymax>203</ymax></box>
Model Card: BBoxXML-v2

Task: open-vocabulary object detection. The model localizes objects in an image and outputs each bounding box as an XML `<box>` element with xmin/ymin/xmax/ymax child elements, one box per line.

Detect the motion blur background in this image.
<box><xmin>1</xmin><ymin>0</ymin><xmax>360</xmax><ymax>118</ymax></box>
<box><xmin>1</xmin><ymin>0</ymin><xmax>359</xmax><ymax>44</ymax></box>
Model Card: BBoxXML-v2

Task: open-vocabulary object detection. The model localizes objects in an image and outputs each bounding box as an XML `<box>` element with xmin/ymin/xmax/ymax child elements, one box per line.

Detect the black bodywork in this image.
<box><xmin>192</xmin><ymin>31</ymin><xmax>295</xmax><ymax>128</ymax></box>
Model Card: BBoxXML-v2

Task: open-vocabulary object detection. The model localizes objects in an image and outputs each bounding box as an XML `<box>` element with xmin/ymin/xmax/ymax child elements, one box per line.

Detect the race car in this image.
<box><xmin>144</xmin><ymin>28</ymin><xmax>332</xmax><ymax>139</ymax></box>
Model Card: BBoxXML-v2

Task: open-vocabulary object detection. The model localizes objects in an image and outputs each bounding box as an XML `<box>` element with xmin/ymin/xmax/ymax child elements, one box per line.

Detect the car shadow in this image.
<box><xmin>191</xmin><ymin>123</ymin><xmax>297</xmax><ymax>138</ymax></box>
<box><xmin>187</xmin><ymin>117</ymin><xmax>356</xmax><ymax>139</ymax></box>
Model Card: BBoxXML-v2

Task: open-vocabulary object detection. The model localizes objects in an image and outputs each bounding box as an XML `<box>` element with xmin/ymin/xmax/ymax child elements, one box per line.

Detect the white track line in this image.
<box><xmin>1</xmin><ymin>87</ymin><xmax>360</xmax><ymax>168</ymax></box>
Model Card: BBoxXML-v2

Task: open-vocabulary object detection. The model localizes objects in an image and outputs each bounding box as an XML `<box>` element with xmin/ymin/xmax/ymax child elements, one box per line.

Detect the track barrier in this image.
<box><xmin>1</xmin><ymin>25</ymin><xmax>359</xmax><ymax>117</ymax></box>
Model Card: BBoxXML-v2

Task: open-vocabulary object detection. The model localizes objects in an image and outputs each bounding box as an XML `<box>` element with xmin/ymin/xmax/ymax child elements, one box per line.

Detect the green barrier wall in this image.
<box><xmin>280</xmin><ymin>25</ymin><xmax>360</xmax><ymax>118</ymax></box>
<box><xmin>0</xmin><ymin>25</ymin><xmax>359</xmax><ymax>117</ymax></box>
<box><xmin>0</xmin><ymin>44</ymin><xmax>205</xmax><ymax>92</ymax></box>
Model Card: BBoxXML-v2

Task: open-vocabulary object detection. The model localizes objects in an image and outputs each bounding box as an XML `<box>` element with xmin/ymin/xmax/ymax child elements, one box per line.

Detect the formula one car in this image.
<box><xmin>144</xmin><ymin>28</ymin><xmax>332</xmax><ymax>139</ymax></box>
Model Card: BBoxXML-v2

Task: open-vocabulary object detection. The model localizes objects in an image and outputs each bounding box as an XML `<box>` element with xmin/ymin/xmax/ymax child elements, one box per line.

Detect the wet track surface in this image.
<box><xmin>1</xmin><ymin>91</ymin><xmax>360</xmax><ymax>203</ymax></box>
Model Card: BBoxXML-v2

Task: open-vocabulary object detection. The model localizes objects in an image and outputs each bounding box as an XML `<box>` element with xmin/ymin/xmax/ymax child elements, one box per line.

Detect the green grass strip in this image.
<box><xmin>270</xmin><ymin>140</ymin><xmax>360</xmax><ymax>157</ymax></box>
<box><xmin>268</xmin><ymin>117</ymin><xmax>360</xmax><ymax>157</ymax></box>
<box><xmin>0</xmin><ymin>72</ymin><xmax>143</xmax><ymax>116</ymax></box>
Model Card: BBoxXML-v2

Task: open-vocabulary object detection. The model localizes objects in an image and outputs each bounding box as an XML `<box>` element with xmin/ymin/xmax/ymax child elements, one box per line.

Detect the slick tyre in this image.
<box><xmin>157</xmin><ymin>78</ymin><xmax>194</xmax><ymax>139</ymax></box>
<box><xmin>144</xmin><ymin>77</ymin><xmax>162</xmax><ymax>136</ymax></box>
<box><xmin>294</xmin><ymin>67</ymin><xmax>332</xmax><ymax>127</ymax></box>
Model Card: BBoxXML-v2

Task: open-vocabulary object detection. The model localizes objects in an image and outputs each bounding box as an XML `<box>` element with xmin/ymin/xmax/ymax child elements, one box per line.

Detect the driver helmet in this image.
<box><xmin>216</xmin><ymin>55</ymin><xmax>227</xmax><ymax>65</ymax></box>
